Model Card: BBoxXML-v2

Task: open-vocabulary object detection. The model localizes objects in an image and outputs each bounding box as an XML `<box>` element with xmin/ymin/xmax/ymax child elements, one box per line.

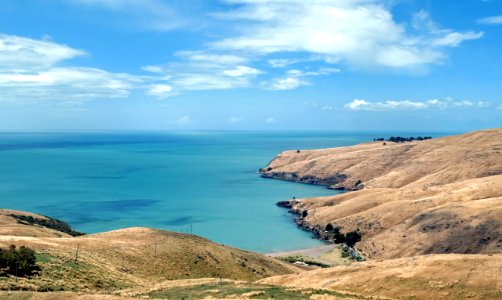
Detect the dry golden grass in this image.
<box><xmin>261</xmin><ymin>129</ymin><xmax>502</xmax><ymax>259</ymax></box>
<box><xmin>0</xmin><ymin>210</ymin><xmax>71</xmax><ymax>238</ymax></box>
<box><xmin>0</xmin><ymin>210</ymin><xmax>300</xmax><ymax>293</ymax></box>
<box><xmin>260</xmin><ymin>254</ymin><xmax>502</xmax><ymax>300</ymax></box>
<box><xmin>262</xmin><ymin>128</ymin><xmax>502</xmax><ymax>190</ymax></box>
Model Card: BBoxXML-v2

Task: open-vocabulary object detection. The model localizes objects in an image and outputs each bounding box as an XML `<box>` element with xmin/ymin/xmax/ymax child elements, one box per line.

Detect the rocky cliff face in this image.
<box><xmin>262</xmin><ymin>129</ymin><xmax>502</xmax><ymax>259</ymax></box>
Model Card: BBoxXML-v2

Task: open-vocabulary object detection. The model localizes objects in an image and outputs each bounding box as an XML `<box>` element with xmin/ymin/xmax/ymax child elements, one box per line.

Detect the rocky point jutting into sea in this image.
<box><xmin>260</xmin><ymin>128</ymin><xmax>502</xmax><ymax>259</ymax></box>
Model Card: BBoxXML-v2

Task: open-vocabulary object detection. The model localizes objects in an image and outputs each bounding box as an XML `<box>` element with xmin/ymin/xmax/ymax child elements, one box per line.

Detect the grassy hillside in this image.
<box><xmin>0</xmin><ymin>210</ymin><xmax>73</xmax><ymax>238</ymax></box>
<box><xmin>261</xmin><ymin>129</ymin><xmax>502</xmax><ymax>259</ymax></box>
<box><xmin>260</xmin><ymin>254</ymin><xmax>502</xmax><ymax>300</ymax></box>
<box><xmin>261</xmin><ymin>129</ymin><xmax>502</xmax><ymax>190</ymax></box>
<box><xmin>0</xmin><ymin>209</ymin><xmax>299</xmax><ymax>293</ymax></box>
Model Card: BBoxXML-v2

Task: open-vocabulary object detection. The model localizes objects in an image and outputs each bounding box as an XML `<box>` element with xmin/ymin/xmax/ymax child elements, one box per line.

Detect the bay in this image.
<box><xmin>0</xmin><ymin>131</ymin><xmax>449</xmax><ymax>252</ymax></box>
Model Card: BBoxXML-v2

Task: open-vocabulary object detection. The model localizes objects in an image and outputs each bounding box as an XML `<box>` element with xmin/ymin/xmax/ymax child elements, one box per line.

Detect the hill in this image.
<box><xmin>261</xmin><ymin>129</ymin><xmax>502</xmax><ymax>190</ymax></box>
<box><xmin>260</xmin><ymin>254</ymin><xmax>502</xmax><ymax>300</ymax></box>
<box><xmin>0</xmin><ymin>209</ymin><xmax>299</xmax><ymax>293</ymax></box>
<box><xmin>260</xmin><ymin>129</ymin><xmax>502</xmax><ymax>259</ymax></box>
<box><xmin>0</xmin><ymin>210</ymin><xmax>74</xmax><ymax>238</ymax></box>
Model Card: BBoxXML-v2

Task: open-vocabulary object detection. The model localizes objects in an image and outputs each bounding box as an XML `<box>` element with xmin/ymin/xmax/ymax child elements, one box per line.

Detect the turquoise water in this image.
<box><xmin>0</xmin><ymin>131</ymin><xmax>448</xmax><ymax>253</ymax></box>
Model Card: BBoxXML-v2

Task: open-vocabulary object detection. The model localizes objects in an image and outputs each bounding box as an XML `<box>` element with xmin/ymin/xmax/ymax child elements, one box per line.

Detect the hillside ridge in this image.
<box><xmin>261</xmin><ymin>129</ymin><xmax>502</xmax><ymax>259</ymax></box>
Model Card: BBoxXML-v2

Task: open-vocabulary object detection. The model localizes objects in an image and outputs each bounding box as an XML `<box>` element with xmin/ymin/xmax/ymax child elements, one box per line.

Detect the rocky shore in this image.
<box><xmin>260</xmin><ymin>170</ymin><xmax>360</xmax><ymax>190</ymax></box>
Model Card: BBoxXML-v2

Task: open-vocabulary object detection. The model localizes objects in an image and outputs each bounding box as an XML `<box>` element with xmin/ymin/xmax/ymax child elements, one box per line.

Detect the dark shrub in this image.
<box><xmin>333</xmin><ymin>228</ymin><xmax>345</xmax><ymax>244</ymax></box>
<box><xmin>345</xmin><ymin>231</ymin><xmax>362</xmax><ymax>247</ymax></box>
<box><xmin>0</xmin><ymin>245</ymin><xmax>39</xmax><ymax>277</ymax></box>
<box><xmin>10</xmin><ymin>214</ymin><xmax>84</xmax><ymax>237</ymax></box>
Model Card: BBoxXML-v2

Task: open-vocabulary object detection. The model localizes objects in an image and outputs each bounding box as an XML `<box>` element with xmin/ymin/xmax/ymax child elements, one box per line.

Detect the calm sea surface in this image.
<box><xmin>0</xmin><ymin>131</ymin><xmax>451</xmax><ymax>252</ymax></box>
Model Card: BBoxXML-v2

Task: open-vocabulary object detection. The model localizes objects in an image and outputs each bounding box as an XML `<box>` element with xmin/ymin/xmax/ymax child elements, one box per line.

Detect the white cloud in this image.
<box><xmin>142</xmin><ymin>65</ymin><xmax>164</xmax><ymax>73</ymax></box>
<box><xmin>229</xmin><ymin>116</ymin><xmax>244</xmax><ymax>123</ymax></box>
<box><xmin>412</xmin><ymin>10</ymin><xmax>438</xmax><ymax>31</ymax></box>
<box><xmin>268</xmin><ymin>77</ymin><xmax>308</xmax><ymax>90</ymax></box>
<box><xmin>212</xmin><ymin>0</ymin><xmax>483</xmax><ymax>69</ymax></box>
<box><xmin>147</xmin><ymin>84</ymin><xmax>173</xmax><ymax>98</ymax></box>
<box><xmin>265</xmin><ymin>66</ymin><xmax>338</xmax><ymax>90</ymax></box>
<box><xmin>176</xmin><ymin>115</ymin><xmax>191</xmax><ymax>124</ymax></box>
<box><xmin>432</xmin><ymin>32</ymin><xmax>484</xmax><ymax>47</ymax></box>
<box><xmin>477</xmin><ymin>15</ymin><xmax>502</xmax><ymax>25</ymax></box>
<box><xmin>0</xmin><ymin>34</ymin><xmax>140</xmax><ymax>103</ymax></box>
<box><xmin>286</xmin><ymin>68</ymin><xmax>340</xmax><ymax>77</ymax></box>
<box><xmin>267</xmin><ymin>56</ymin><xmax>322</xmax><ymax>68</ymax></box>
<box><xmin>476</xmin><ymin>101</ymin><xmax>492</xmax><ymax>108</ymax></box>
<box><xmin>179</xmin><ymin>51</ymin><xmax>249</xmax><ymax>65</ymax></box>
<box><xmin>94</xmin><ymin>1</ymin><xmax>483</xmax><ymax>97</ymax></box>
<box><xmin>223</xmin><ymin>65</ymin><xmax>262</xmax><ymax>77</ymax></box>
<box><xmin>144</xmin><ymin>52</ymin><xmax>261</xmax><ymax>92</ymax></box>
<box><xmin>171</xmin><ymin>73</ymin><xmax>252</xmax><ymax>90</ymax></box>
<box><xmin>344</xmin><ymin>98</ymin><xmax>494</xmax><ymax>111</ymax></box>
<box><xmin>268</xmin><ymin>58</ymin><xmax>301</xmax><ymax>68</ymax></box>
<box><xmin>265</xmin><ymin>117</ymin><xmax>276</xmax><ymax>124</ymax></box>
<box><xmin>0</xmin><ymin>34</ymin><xmax>86</xmax><ymax>70</ymax></box>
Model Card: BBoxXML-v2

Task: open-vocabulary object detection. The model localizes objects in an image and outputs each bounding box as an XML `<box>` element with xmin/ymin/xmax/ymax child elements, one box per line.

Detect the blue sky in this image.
<box><xmin>0</xmin><ymin>0</ymin><xmax>500</xmax><ymax>131</ymax></box>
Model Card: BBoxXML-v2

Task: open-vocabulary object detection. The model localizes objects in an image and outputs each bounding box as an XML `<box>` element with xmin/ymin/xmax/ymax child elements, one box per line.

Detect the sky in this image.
<box><xmin>0</xmin><ymin>0</ymin><xmax>501</xmax><ymax>131</ymax></box>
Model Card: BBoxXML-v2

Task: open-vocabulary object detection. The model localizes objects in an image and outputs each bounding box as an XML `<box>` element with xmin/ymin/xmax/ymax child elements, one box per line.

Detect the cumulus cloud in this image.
<box><xmin>344</xmin><ymin>98</ymin><xmax>494</xmax><ymax>111</ymax></box>
<box><xmin>477</xmin><ymin>15</ymin><xmax>502</xmax><ymax>25</ymax></box>
<box><xmin>1</xmin><ymin>1</ymin><xmax>487</xmax><ymax>102</ymax></box>
<box><xmin>133</xmin><ymin>1</ymin><xmax>483</xmax><ymax>95</ymax></box>
<box><xmin>0</xmin><ymin>34</ymin><xmax>86</xmax><ymax>70</ymax></box>
<box><xmin>147</xmin><ymin>84</ymin><xmax>173</xmax><ymax>98</ymax></box>
<box><xmin>268</xmin><ymin>77</ymin><xmax>308</xmax><ymax>90</ymax></box>
<box><xmin>142</xmin><ymin>65</ymin><xmax>164</xmax><ymax>73</ymax></box>
<box><xmin>268</xmin><ymin>58</ymin><xmax>301</xmax><ymax>68</ymax></box>
<box><xmin>431</xmin><ymin>32</ymin><xmax>483</xmax><ymax>47</ymax></box>
<box><xmin>180</xmin><ymin>51</ymin><xmax>249</xmax><ymax>65</ymax></box>
<box><xmin>142</xmin><ymin>51</ymin><xmax>262</xmax><ymax>92</ymax></box>
<box><xmin>170</xmin><ymin>73</ymin><xmax>252</xmax><ymax>90</ymax></box>
<box><xmin>0</xmin><ymin>34</ymin><xmax>140</xmax><ymax>103</ymax></box>
<box><xmin>212</xmin><ymin>0</ymin><xmax>483</xmax><ymax>69</ymax></box>
<box><xmin>264</xmin><ymin>67</ymin><xmax>339</xmax><ymax>90</ymax></box>
<box><xmin>223</xmin><ymin>65</ymin><xmax>262</xmax><ymax>77</ymax></box>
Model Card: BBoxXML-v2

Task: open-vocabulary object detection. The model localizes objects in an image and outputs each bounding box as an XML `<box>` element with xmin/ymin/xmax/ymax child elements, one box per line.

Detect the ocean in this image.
<box><xmin>0</xmin><ymin>131</ymin><xmax>449</xmax><ymax>253</ymax></box>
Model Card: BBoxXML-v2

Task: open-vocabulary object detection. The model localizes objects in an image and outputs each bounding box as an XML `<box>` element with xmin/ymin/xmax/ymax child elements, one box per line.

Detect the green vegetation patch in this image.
<box><xmin>35</xmin><ymin>253</ymin><xmax>54</xmax><ymax>264</ymax></box>
<box><xmin>0</xmin><ymin>245</ymin><xmax>39</xmax><ymax>277</ymax></box>
<box><xmin>10</xmin><ymin>214</ymin><xmax>85</xmax><ymax>237</ymax></box>
<box><xmin>279</xmin><ymin>255</ymin><xmax>331</xmax><ymax>268</ymax></box>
